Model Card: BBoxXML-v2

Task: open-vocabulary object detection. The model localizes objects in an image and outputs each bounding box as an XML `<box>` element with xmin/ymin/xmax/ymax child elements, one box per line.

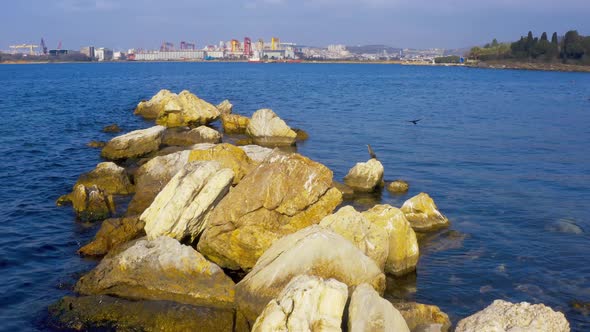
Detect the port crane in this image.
<box><xmin>9</xmin><ymin>44</ymin><xmax>39</xmax><ymax>55</ymax></box>
<box><xmin>40</xmin><ymin>38</ymin><xmax>48</xmax><ymax>55</ymax></box>
<box><xmin>160</xmin><ymin>41</ymin><xmax>174</xmax><ymax>51</ymax></box>
<box><xmin>180</xmin><ymin>41</ymin><xmax>196</xmax><ymax>50</ymax></box>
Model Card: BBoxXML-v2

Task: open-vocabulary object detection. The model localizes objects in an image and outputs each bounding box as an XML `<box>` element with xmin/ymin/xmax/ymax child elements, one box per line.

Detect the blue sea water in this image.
<box><xmin>0</xmin><ymin>62</ymin><xmax>589</xmax><ymax>331</ymax></box>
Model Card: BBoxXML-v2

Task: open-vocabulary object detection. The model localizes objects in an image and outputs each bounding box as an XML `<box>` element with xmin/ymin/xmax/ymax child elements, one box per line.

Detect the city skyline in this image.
<box><xmin>1</xmin><ymin>0</ymin><xmax>589</xmax><ymax>50</ymax></box>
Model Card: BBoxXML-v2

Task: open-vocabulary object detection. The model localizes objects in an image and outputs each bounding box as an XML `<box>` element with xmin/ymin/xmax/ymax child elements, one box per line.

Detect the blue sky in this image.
<box><xmin>1</xmin><ymin>0</ymin><xmax>589</xmax><ymax>50</ymax></box>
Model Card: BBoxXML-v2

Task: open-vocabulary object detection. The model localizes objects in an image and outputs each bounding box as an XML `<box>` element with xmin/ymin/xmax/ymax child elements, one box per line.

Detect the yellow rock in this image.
<box><xmin>197</xmin><ymin>152</ymin><xmax>342</xmax><ymax>270</ymax></box>
<box><xmin>320</xmin><ymin>206</ymin><xmax>389</xmax><ymax>271</ymax></box>
<box><xmin>221</xmin><ymin>113</ymin><xmax>250</xmax><ymax>134</ymax></box>
<box><xmin>246</xmin><ymin>109</ymin><xmax>297</xmax><ymax>147</ymax></box>
<box><xmin>387</xmin><ymin>180</ymin><xmax>409</xmax><ymax>193</ymax></box>
<box><xmin>363</xmin><ymin>204</ymin><xmax>420</xmax><ymax>276</ymax></box>
<box><xmin>344</xmin><ymin>158</ymin><xmax>384</xmax><ymax>192</ymax></box>
<box><xmin>391</xmin><ymin>302</ymin><xmax>451</xmax><ymax>332</ymax></box>
<box><xmin>401</xmin><ymin>193</ymin><xmax>450</xmax><ymax>232</ymax></box>
<box><xmin>349</xmin><ymin>283</ymin><xmax>410</xmax><ymax>332</ymax></box>
<box><xmin>188</xmin><ymin>143</ymin><xmax>254</xmax><ymax>185</ymax></box>
<box><xmin>78</xmin><ymin>217</ymin><xmax>145</xmax><ymax>256</ymax></box>
<box><xmin>217</xmin><ymin>99</ymin><xmax>233</xmax><ymax>114</ymax></box>
<box><xmin>71</xmin><ymin>184</ymin><xmax>115</xmax><ymax>222</ymax></box>
<box><xmin>156</xmin><ymin>90</ymin><xmax>220</xmax><ymax>127</ymax></box>
<box><xmin>134</xmin><ymin>89</ymin><xmax>178</xmax><ymax>119</ymax></box>
<box><xmin>235</xmin><ymin>226</ymin><xmax>386</xmax><ymax>325</ymax></box>
<box><xmin>101</xmin><ymin>126</ymin><xmax>166</xmax><ymax>161</ymax></box>
<box><xmin>74</xmin><ymin>162</ymin><xmax>134</xmax><ymax>195</ymax></box>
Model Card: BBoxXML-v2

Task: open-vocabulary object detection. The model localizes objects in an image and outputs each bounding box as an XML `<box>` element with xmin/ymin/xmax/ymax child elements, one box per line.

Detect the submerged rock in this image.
<box><xmin>333</xmin><ymin>181</ymin><xmax>355</xmax><ymax>199</ymax></box>
<box><xmin>78</xmin><ymin>216</ymin><xmax>145</xmax><ymax>256</ymax></box>
<box><xmin>162</xmin><ymin>126</ymin><xmax>221</xmax><ymax>146</ymax></box>
<box><xmin>198</xmin><ymin>153</ymin><xmax>342</xmax><ymax>270</ymax></box>
<box><xmin>363</xmin><ymin>204</ymin><xmax>420</xmax><ymax>276</ymax></box>
<box><xmin>75</xmin><ymin>236</ymin><xmax>235</xmax><ymax>307</ymax></box>
<box><xmin>217</xmin><ymin>99</ymin><xmax>233</xmax><ymax>114</ymax></box>
<box><xmin>126</xmin><ymin>150</ymin><xmax>191</xmax><ymax>216</ymax></box>
<box><xmin>86</xmin><ymin>140</ymin><xmax>106</xmax><ymax>148</ymax></box>
<box><xmin>401</xmin><ymin>193</ymin><xmax>449</xmax><ymax>232</ymax></box>
<box><xmin>101</xmin><ymin>126</ymin><xmax>166</xmax><ymax>161</ymax></box>
<box><xmin>156</xmin><ymin>90</ymin><xmax>220</xmax><ymax>127</ymax></box>
<box><xmin>252</xmin><ymin>275</ymin><xmax>348</xmax><ymax>332</ymax></box>
<box><xmin>455</xmin><ymin>300</ymin><xmax>570</xmax><ymax>332</ymax></box>
<box><xmin>246</xmin><ymin>109</ymin><xmax>297</xmax><ymax>146</ymax></box>
<box><xmin>391</xmin><ymin>302</ymin><xmax>451</xmax><ymax>332</ymax></box>
<box><xmin>70</xmin><ymin>184</ymin><xmax>115</xmax><ymax>222</ymax></box>
<box><xmin>102</xmin><ymin>124</ymin><xmax>121</xmax><ymax>133</ymax></box>
<box><xmin>387</xmin><ymin>180</ymin><xmax>410</xmax><ymax>194</ymax></box>
<box><xmin>222</xmin><ymin>113</ymin><xmax>250</xmax><ymax>134</ymax></box>
<box><xmin>134</xmin><ymin>89</ymin><xmax>178</xmax><ymax>119</ymax></box>
<box><xmin>349</xmin><ymin>283</ymin><xmax>410</xmax><ymax>332</ymax></box>
<box><xmin>73</xmin><ymin>162</ymin><xmax>134</xmax><ymax>195</ymax></box>
<box><xmin>344</xmin><ymin>158</ymin><xmax>384</xmax><ymax>192</ymax></box>
<box><xmin>48</xmin><ymin>295</ymin><xmax>238</xmax><ymax>332</ymax></box>
<box><xmin>235</xmin><ymin>226</ymin><xmax>386</xmax><ymax>325</ymax></box>
<box><xmin>142</xmin><ymin>162</ymin><xmax>234</xmax><ymax>242</ymax></box>
<box><xmin>319</xmin><ymin>205</ymin><xmax>389</xmax><ymax>271</ymax></box>
<box><xmin>188</xmin><ymin>143</ymin><xmax>254</xmax><ymax>185</ymax></box>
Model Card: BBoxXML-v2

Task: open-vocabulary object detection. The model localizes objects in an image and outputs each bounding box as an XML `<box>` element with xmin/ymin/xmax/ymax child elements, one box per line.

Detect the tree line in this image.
<box><xmin>469</xmin><ymin>30</ymin><xmax>590</xmax><ymax>65</ymax></box>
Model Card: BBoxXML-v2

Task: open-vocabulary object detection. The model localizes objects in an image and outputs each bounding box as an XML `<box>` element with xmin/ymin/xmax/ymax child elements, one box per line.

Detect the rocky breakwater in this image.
<box><xmin>51</xmin><ymin>89</ymin><xmax>570</xmax><ymax>332</ymax></box>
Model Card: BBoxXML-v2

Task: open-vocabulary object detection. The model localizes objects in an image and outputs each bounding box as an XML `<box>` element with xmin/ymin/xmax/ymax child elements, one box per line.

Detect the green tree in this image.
<box><xmin>492</xmin><ymin>38</ymin><xmax>499</xmax><ymax>47</ymax></box>
<box><xmin>563</xmin><ymin>30</ymin><xmax>585</xmax><ymax>59</ymax></box>
<box><xmin>540</xmin><ymin>32</ymin><xmax>548</xmax><ymax>42</ymax></box>
<box><xmin>551</xmin><ymin>32</ymin><xmax>559</xmax><ymax>45</ymax></box>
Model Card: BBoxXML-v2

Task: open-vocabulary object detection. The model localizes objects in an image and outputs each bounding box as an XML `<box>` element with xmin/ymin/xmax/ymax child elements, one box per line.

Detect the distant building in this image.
<box><xmin>95</xmin><ymin>48</ymin><xmax>113</xmax><ymax>61</ymax></box>
<box><xmin>134</xmin><ymin>50</ymin><xmax>205</xmax><ymax>61</ymax></box>
<box><xmin>48</xmin><ymin>49</ymin><xmax>79</xmax><ymax>56</ymax></box>
<box><xmin>206</xmin><ymin>51</ymin><xmax>224</xmax><ymax>59</ymax></box>
<box><xmin>113</xmin><ymin>52</ymin><xmax>126</xmax><ymax>60</ymax></box>
<box><xmin>80</xmin><ymin>46</ymin><xmax>95</xmax><ymax>59</ymax></box>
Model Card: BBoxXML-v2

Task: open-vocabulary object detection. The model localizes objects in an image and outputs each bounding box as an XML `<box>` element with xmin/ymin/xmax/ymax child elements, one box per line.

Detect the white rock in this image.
<box><xmin>455</xmin><ymin>299</ymin><xmax>570</xmax><ymax>332</ymax></box>
<box><xmin>252</xmin><ymin>275</ymin><xmax>348</xmax><ymax>332</ymax></box>
<box><xmin>235</xmin><ymin>225</ymin><xmax>386</xmax><ymax>325</ymax></box>
<box><xmin>101</xmin><ymin>126</ymin><xmax>166</xmax><ymax>160</ymax></box>
<box><xmin>239</xmin><ymin>145</ymin><xmax>275</xmax><ymax>163</ymax></box>
<box><xmin>400</xmin><ymin>193</ymin><xmax>449</xmax><ymax>232</ymax></box>
<box><xmin>142</xmin><ymin>161</ymin><xmax>234</xmax><ymax>242</ymax></box>
<box><xmin>344</xmin><ymin>158</ymin><xmax>384</xmax><ymax>192</ymax></box>
<box><xmin>349</xmin><ymin>283</ymin><xmax>410</xmax><ymax>332</ymax></box>
<box><xmin>246</xmin><ymin>109</ymin><xmax>297</xmax><ymax>146</ymax></box>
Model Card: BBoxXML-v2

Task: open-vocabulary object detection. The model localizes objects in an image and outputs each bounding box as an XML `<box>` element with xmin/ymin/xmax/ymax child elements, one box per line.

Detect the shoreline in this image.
<box><xmin>2</xmin><ymin>59</ymin><xmax>589</xmax><ymax>73</ymax></box>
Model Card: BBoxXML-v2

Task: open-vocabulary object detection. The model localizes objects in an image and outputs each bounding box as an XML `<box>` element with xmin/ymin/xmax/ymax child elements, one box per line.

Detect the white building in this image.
<box><xmin>95</xmin><ymin>48</ymin><xmax>113</xmax><ymax>61</ymax></box>
<box><xmin>134</xmin><ymin>50</ymin><xmax>205</xmax><ymax>61</ymax></box>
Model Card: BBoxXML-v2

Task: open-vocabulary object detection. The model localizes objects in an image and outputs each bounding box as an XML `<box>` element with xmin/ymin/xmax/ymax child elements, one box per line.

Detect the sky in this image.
<box><xmin>1</xmin><ymin>0</ymin><xmax>589</xmax><ymax>50</ymax></box>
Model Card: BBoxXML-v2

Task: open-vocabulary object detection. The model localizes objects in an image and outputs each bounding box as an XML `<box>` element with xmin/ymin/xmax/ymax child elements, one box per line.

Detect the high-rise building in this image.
<box><xmin>80</xmin><ymin>46</ymin><xmax>95</xmax><ymax>59</ymax></box>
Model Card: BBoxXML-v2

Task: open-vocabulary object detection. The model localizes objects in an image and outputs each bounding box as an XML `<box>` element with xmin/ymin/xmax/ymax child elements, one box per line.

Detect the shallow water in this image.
<box><xmin>0</xmin><ymin>62</ymin><xmax>589</xmax><ymax>331</ymax></box>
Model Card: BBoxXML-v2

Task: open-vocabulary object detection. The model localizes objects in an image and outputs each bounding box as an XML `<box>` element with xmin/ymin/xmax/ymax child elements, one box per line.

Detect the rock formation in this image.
<box><xmin>344</xmin><ymin>158</ymin><xmax>384</xmax><ymax>192</ymax></box>
<box><xmin>222</xmin><ymin>113</ymin><xmax>250</xmax><ymax>134</ymax></box>
<box><xmin>246</xmin><ymin>109</ymin><xmax>297</xmax><ymax>146</ymax></box>
<box><xmin>70</xmin><ymin>184</ymin><xmax>115</xmax><ymax>222</ymax></box>
<box><xmin>349</xmin><ymin>283</ymin><xmax>410</xmax><ymax>332</ymax></box>
<box><xmin>235</xmin><ymin>226</ymin><xmax>386</xmax><ymax>325</ymax></box>
<box><xmin>401</xmin><ymin>193</ymin><xmax>450</xmax><ymax>232</ymax></box>
<box><xmin>156</xmin><ymin>90</ymin><xmax>220</xmax><ymax>127</ymax></box>
<box><xmin>197</xmin><ymin>152</ymin><xmax>342</xmax><ymax>270</ymax></box>
<box><xmin>162</xmin><ymin>126</ymin><xmax>221</xmax><ymax>146</ymax></box>
<box><xmin>101</xmin><ymin>126</ymin><xmax>166</xmax><ymax>160</ymax></box>
<box><xmin>455</xmin><ymin>300</ymin><xmax>570</xmax><ymax>332</ymax></box>
<box><xmin>73</xmin><ymin>162</ymin><xmax>134</xmax><ymax>195</ymax></box>
<box><xmin>75</xmin><ymin>236</ymin><xmax>235</xmax><ymax>307</ymax></box>
<box><xmin>217</xmin><ymin>99</ymin><xmax>233</xmax><ymax>114</ymax></box>
<box><xmin>134</xmin><ymin>89</ymin><xmax>178</xmax><ymax>119</ymax></box>
<box><xmin>78</xmin><ymin>216</ymin><xmax>145</xmax><ymax>256</ymax></box>
<box><xmin>142</xmin><ymin>162</ymin><xmax>234</xmax><ymax>242</ymax></box>
<box><xmin>387</xmin><ymin>180</ymin><xmax>410</xmax><ymax>194</ymax></box>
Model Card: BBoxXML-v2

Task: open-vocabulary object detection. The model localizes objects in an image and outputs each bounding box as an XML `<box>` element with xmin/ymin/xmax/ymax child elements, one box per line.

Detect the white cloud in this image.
<box><xmin>57</xmin><ymin>0</ymin><xmax>119</xmax><ymax>12</ymax></box>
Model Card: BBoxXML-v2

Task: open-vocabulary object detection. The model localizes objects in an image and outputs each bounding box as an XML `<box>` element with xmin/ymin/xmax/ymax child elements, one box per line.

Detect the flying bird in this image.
<box><xmin>407</xmin><ymin>119</ymin><xmax>422</xmax><ymax>125</ymax></box>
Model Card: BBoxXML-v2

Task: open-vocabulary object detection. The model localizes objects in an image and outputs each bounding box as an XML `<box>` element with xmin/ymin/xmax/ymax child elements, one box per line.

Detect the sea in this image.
<box><xmin>0</xmin><ymin>62</ymin><xmax>589</xmax><ymax>331</ymax></box>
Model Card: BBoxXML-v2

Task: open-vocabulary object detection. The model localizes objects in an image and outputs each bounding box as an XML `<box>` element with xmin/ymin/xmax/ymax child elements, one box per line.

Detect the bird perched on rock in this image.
<box><xmin>367</xmin><ymin>144</ymin><xmax>377</xmax><ymax>160</ymax></box>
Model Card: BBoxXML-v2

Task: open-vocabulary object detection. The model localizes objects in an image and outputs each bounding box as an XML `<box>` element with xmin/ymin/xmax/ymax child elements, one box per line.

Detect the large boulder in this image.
<box><xmin>235</xmin><ymin>226</ymin><xmax>386</xmax><ymax>325</ymax></box>
<box><xmin>344</xmin><ymin>158</ymin><xmax>384</xmax><ymax>192</ymax></box>
<box><xmin>217</xmin><ymin>99</ymin><xmax>233</xmax><ymax>114</ymax></box>
<box><xmin>162</xmin><ymin>126</ymin><xmax>221</xmax><ymax>146</ymax></box>
<box><xmin>101</xmin><ymin>126</ymin><xmax>166</xmax><ymax>161</ymax></box>
<box><xmin>198</xmin><ymin>153</ymin><xmax>342</xmax><ymax>270</ymax></box>
<box><xmin>73</xmin><ymin>162</ymin><xmax>134</xmax><ymax>195</ymax></box>
<box><xmin>252</xmin><ymin>275</ymin><xmax>348</xmax><ymax>332</ymax></box>
<box><xmin>156</xmin><ymin>90</ymin><xmax>220</xmax><ymax>127</ymax></box>
<box><xmin>239</xmin><ymin>145</ymin><xmax>274</xmax><ymax>163</ymax></box>
<box><xmin>134</xmin><ymin>89</ymin><xmax>178</xmax><ymax>119</ymax></box>
<box><xmin>400</xmin><ymin>193</ymin><xmax>449</xmax><ymax>232</ymax></box>
<box><xmin>319</xmin><ymin>206</ymin><xmax>389</xmax><ymax>271</ymax></box>
<box><xmin>391</xmin><ymin>302</ymin><xmax>451</xmax><ymax>332</ymax></box>
<box><xmin>78</xmin><ymin>216</ymin><xmax>145</xmax><ymax>256</ymax></box>
<box><xmin>71</xmin><ymin>184</ymin><xmax>115</xmax><ymax>222</ymax></box>
<box><xmin>456</xmin><ymin>300</ymin><xmax>570</xmax><ymax>332</ymax></box>
<box><xmin>126</xmin><ymin>150</ymin><xmax>191</xmax><ymax>216</ymax></box>
<box><xmin>188</xmin><ymin>143</ymin><xmax>254</xmax><ymax>185</ymax></box>
<box><xmin>363</xmin><ymin>205</ymin><xmax>420</xmax><ymax>276</ymax></box>
<box><xmin>222</xmin><ymin>113</ymin><xmax>250</xmax><ymax>134</ymax></box>
<box><xmin>48</xmin><ymin>295</ymin><xmax>239</xmax><ymax>332</ymax></box>
<box><xmin>75</xmin><ymin>236</ymin><xmax>235</xmax><ymax>307</ymax></box>
<box><xmin>142</xmin><ymin>162</ymin><xmax>234</xmax><ymax>242</ymax></box>
<box><xmin>246</xmin><ymin>109</ymin><xmax>297</xmax><ymax>146</ymax></box>
<box><xmin>349</xmin><ymin>283</ymin><xmax>410</xmax><ymax>332</ymax></box>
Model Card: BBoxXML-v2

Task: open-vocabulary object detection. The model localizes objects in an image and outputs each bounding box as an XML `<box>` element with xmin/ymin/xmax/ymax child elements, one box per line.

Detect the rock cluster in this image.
<box><xmin>51</xmin><ymin>88</ymin><xmax>569</xmax><ymax>332</ymax></box>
